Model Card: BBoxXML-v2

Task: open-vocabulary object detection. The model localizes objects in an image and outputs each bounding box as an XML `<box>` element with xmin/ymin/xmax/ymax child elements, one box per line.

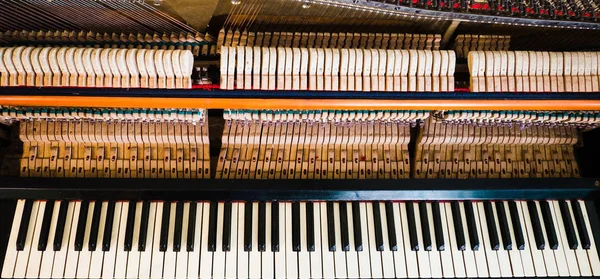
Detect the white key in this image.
<box><xmin>237</xmin><ymin>203</ymin><xmax>249</xmax><ymax>279</ymax></box>
<box><xmin>249</xmin><ymin>202</ymin><xmax>261</xmax><ymax>278</ymax></box>
<box><xmin>579</xmin><ymin>201</ymin><xmax>600</xmax><ymax>276</ymax></box>
<box><xmin>311</xmin><ymin>203</ymin><xmax>323</xmax><ymax>279</ymax></box>
<box><xmin>345</xmin><ymin>202</ymin><xmax>359</xmax><ymax>278</ymax></box>
<box><xmin>391</xmin><ymin>203</ymin><xmax>407</xmax><ymax>278</ymax></box>
<box><xmin>64</xmin><ymin>201</ymin><xmax>81</xmax><ymax>278</ymax></box>
<box><xmin>225</xmin><ymin>203</ymin><xmax>238</xmax><ymax>279</ymax></box>
<box><xmin>89</xmin><ymin>202</ymin><xmax>108</xmax><ymax>278</ymax></box>
<box><xmin>413</xmin><ymin>202</ymin><xmax>431</xmax><ymax>278</ymax></box>
<box><xmin>502</xmin><ymin>201</ymin><xmax>524</xmax><ymax>277</ymax></box>
<box><xmin>566</xmin><ymin>200</ymin><xmax>592</xmax><ymax>276</ymax></box>
<box><xmin>188</xmin><ymin>202</ymin><xmax>203</xmax><ymax>279</ymax></box>
<box><xmin>26</xmin><ymin>201</ymin><xmax>46</xmax><ymax>278</ymax></box>
<box><xmin>298</xmin><ymin>202</ymin><xmax>310</xmax><ymax>279</ymax></box>
<box><xmin>476</xmin><ymin>203</ymin><xmax>495</xmax><ymax>278</ymax></box>
<box><xmin>460</xmin><ymin>202</ymin><xmax>478</xmax><ymax>277</ymax></box>
<box><xmin>437</xmin><ymin>203</ymin><xmax>454</xmax><ymax>278</ymax></box>
<box><xmin>333</xmin><ymin>202</ymin><xmax>347</xmax><ymax>278</ymax></box>
<box><xmin>286</xmin><ymin>202</ymin><xmax>298</xmax><ymax>278</ymax></box>
<box><xmin>115</xmin><ymin>202</ymin><xmax>130</xmax><ymax>279</ymax></box>
<box><xmin>513</xmin><ymin>201</ymin><xmax>535</xmax><ymax>277</ymax></box>
<box><xmin>199</xmin><ymin>202</ymin><xmax>212</xmax><ymax>279</ymax></box>
<box><xmin>163</xmin><ymin>203</ymin><xmax>178</xmax><ymax>279</ymax></box>
<box><xmin>426</xmin><ymin>203</ymin><xmax>442</xmax><ymax>278</ymax></box>
<box><xmin>321</xmin><ymin>202</ymin><xmax>335</xmax><ymax>278</ymax></box>
<box><xmin>275</xmin><ymin>202</ymin><xmax>286</xmax><ymax>279</ymax></box>
<box><xmin>1</xmin><ymin>199</ymin><xmax>24</xmax><ymax>278</ymax></box>
<box><xmin>379</xmin><ymin>202</ymin><xmax>395</xmax><ymax>278</ymax></box>
<box><xmin>470</xmin><ymin>203</ymin><xmax>488</xmax><ymax>277</ymax></box>
<box><xmin>491</xmin><ymin>202</ymin><xmax>512</xmax><ymax>277</ymax></box>
<box><xmin>213</xmin><ymin>202</ymin><xmax>226</xmax><ymax>279</ymax></box>
<box><xmin>53</xmin><ymin>201</ymin><xmax>75</xmax><ymax>278</ymax></box>
<box><xmin>366</xmin><ymin>202</ymin><xmax>383</xmax><ymax>278</ymax></box>
<box><xmin>400</xmin><ymin>203</ymin><xmax>418</xmax><ymax>278</ymax></box>
<box><xmin>262</xmin><ymin>202</ymin><xmax>274</xmax><ymax>279</ymax></box>
<box><xmin>40</xmin><ymin>201</ymin><xmax>61</xmax><ymax>278</ymax></box>
<box><xmin>519</xmin><ymin>201</ymin><xmax>546</xmax><ymax>276</ymax></box>
<box><xmin>126</xmin><ymin>202</ymin><xmax>143</xmax><ymax>279</ymax></box>
<box><xmin>76</xmin><ymin>201</ymin><xmax>96</xmax><ymax>278</ymax></box>
<box><xmin>356</xmin><ymin>202</ymin><xmax>372</xmax><ymax>278</ymax></box>
<box><xmin>551</xmin><ymin>200</ymin><xmax>579</xmax><ymax>276</ymax></box>
<box><xmin>103</xmin><ymin>202</ymin><xmax>123</xmax><ymax>279</ymax></box>
<box><xmin>535</xmin><ymin>200</ymin><xmax>558</xmax><ymax>276</ymax></box>
<box><xmin>150</xmin><ymin>202</ymin><xmax>164</xmax><ymax>279</ymax></box>
<box><xmin>14</xmin><ymin>201</ymin><xmax>40</xmax><ymax>278</ymax></box>
<box><xmin>140</xmin><ymin>202</ymin><xmax>157</xmax><ymax>279</ymax></box>
<box><xmin>175</xmin><ymin>202</ymin><xmax>189</xmax><ymax>279</ymax></box>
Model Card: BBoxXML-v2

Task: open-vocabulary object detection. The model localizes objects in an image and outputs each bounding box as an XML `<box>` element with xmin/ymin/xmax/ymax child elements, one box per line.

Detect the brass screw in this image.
<box><xmin>595</xmin><ymin>181</ymin><xmax>599</xmax><ymax>187</ymax></box>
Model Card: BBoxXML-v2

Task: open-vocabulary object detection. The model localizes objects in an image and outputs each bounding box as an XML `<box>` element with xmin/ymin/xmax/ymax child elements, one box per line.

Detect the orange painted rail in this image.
<box><xmin>0</xmin><ymin>96</ymin><xmax>599</xmax><ymax>110</ymax></box>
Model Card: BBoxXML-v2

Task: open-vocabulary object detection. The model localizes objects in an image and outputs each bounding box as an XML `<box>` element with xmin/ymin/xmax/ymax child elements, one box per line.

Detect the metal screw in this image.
<box><xmin>596</xmin><ymin>181</ymin><xmax>599</xmax><ymax>187</ymax></box>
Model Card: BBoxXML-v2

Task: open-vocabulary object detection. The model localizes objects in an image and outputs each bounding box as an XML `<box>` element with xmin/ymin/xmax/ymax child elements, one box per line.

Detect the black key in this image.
<box><xmin>244</xmin><ymin>202</ymin><xmax>253</xmax><ymax>251</ymax></box>
<box><xmin>527</xmin><ymin>201</ymin><xmax>545</xmax><ymax>250</ymax></box>
<box><xmin>159</xmin><ymin>202</ymin><xmax>171</xmax><ymax>252</ymax></box>
<box><xmin>306</xmin><ymin>202</ymin><xmax>315</xmax><ymax>252</ymax></box>
<box><xmin>339</xmin><ymin>202</ymin><xmax>350</xmax><ymax>252</ymax></box>
<box><xmin>451</xmin><ymin>201</ymin><xmax>466</xmax><ymax>251</ymax></box>
<box><xmin>495</xmin><ymin>202</ymin><xmax>512</xmax><ymax>250</ymax></box>
<box><xmin>173</xmin><ymin>202</ymin><xmax>184</xmax><ymax>252</ymax></box>
<box><xmin>186</xmin><ymin>202</ymin><xmax>197</xmax><ymax>252</ymax></box>
<box><xmin>432</xmin><ymin>202</ymin><xmax>445</xmax><ymax>251</ymax></box>
<box><xmin>139</xmin><ymin>201</ymin><xmax>151</xmax><ymax>252</ymax></box>
<box><xmin>352</xmin><ymin>202</ymin><xmax>363</xmax><ymax>251</ymax></box>
<box><xmin>292</xmin><ymin>202</ymin><xmax>301</xmax><ymax>252</ymax></box>
<box><xmin>38</xmin><ymin>201</ymin><xmax>55</xmax><ymax>251</ymax></box>
<box><xmin>124</xmin><ymin>201</ymin><xmax>137</xmax><ymax>252</ymax></box>
<box><xmin>258</xmin><ymin>201</ymin><xmax>266</xmax><ymax>252</ymax></box>
<box><xmin>570</xmin><ymin>200</ymin><xmax>590</xmax><ymax>249</ymax></box>
<box><xmin>484</xmin><ymin>201</ymin><xmax>500</xmax><ymax>250</ymax></box>
<box><xmin>508</xmin><ymin>201</ymin><xmax>525</xmax><ymax>250</ymax></box>
<box><xmin>327</xmin><ymin>202</ymin><xmax>336</xmax><ymax>251</ymax></box>
<box><xmin>102</xmin><ymin>201</ymin><xmax>116</xmax><ymax>252</ymax></box>
<box><xmin>372</xmin><ymin>202</ymin><xmax>385</xmax><ymax>252</ymax></box>
<box><xmin>419</xmin><ymin>202</ymin><xmax>432</xmax><ymax>251</ymax></box>
<box><xmin>223</xmin><ymin>202</ymin><xmax>232</xmax><ymax>252</ymax></box>
<box><xmin>405</xmin><ymin>202</ymin><xmax>419</xmax><ymax>251</ymax></box>
<box><xmin>464</xmin><ymin>202</ymin><xmax>479</xmax><ymax>251</ymax></box>
<box><xmin>272</xmin><ymin>202</ymin><xmax>279</xmax><ymax>252</ymax></box>
<box><xmin>385</xmin><ymin>201</ymin><xmax>398</xmax><ymax>251</ymax></box>
<box><xmin>74</xmin><ymin>201</ymin><xmax>90</xmax><ymax>251</ymax></box>
<box><xmin>54</xmin><ymin>201</ymin><xmax>70</xmax><ymax>251</ymax></box>
<box><xmin>540</xmin><ymin>201</ymin><xmax>559</xmax><ymax>250</ymax></box>
<box><xmin>208</xmin><ymin>201</ymin><xmax>218</xmax><ymax>252</ymax></box>
<box><xmin>16</xmin><ymin>200</ymin><xmax>34</xmax><ymax>251</ymax></box>
<box><xmin>559</xmin><ymin>200</ymin><xmax>578</xmax><ymax>249</ymax></box>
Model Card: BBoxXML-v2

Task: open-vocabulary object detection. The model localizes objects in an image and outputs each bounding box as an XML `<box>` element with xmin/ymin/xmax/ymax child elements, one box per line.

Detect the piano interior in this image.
<box><xmin>1</xmin><ymin>0</ymin><xmax>600</xmax><ymax>278</ymax></box>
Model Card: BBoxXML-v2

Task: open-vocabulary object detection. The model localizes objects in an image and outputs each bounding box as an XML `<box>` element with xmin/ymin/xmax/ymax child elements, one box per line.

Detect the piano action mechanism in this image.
<box><xmin>1</xmin><ymin>0</ymin><xmax>600</xmax><ymax>278</ymax></box>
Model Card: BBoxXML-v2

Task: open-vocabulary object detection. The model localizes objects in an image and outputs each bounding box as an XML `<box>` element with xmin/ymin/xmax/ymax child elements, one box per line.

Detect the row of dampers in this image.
<box><xmin>217</xmin><ymin>30</ymin><xmax>442</xmax><ymax>51</ymax></box>
<box><xmin>220</xmin><ymin>46</ymin><xmax>456</xmax><ymax>92</ymax></box>
<box><xmin>468</xmin><ymin>51</ymin><xmax>600</xmax><ymax>93</ymax></box>
<box><xmin>0</xmin><ymin>30</ymin><xmax>214</xmax><ymax>57</ymax></box>
<box><xmin>0</xmin><ymin>47</ymin><xmax>194</xmax><ymax>88</ymax></box>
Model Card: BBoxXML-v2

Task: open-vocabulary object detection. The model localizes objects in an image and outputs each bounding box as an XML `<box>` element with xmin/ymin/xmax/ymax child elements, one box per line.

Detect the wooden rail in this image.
<box><xmin>0</xmin><ymin>95</ymin><xmax>599</xmax><ymax>110</ymax></box>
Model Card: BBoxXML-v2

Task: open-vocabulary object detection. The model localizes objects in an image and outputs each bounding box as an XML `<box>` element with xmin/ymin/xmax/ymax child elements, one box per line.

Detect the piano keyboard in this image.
<box><xmin>3</xmin><ymin>199</ymin><xmax>600</xmax><ymax>278</ymax></box>
<box><xmin>468</xmin><ymin>51</ymin><xmax>600</xmax><ymax>93</ymax></box>
<box><xmin>220</xmin><ymin>46</ymin><xmax>456</xmax><ymax>92</ymax></box>
<box><xmin>0</xmin><ymin>47</ymin><xmax>194</xmax><ymax>88</ymax></box>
